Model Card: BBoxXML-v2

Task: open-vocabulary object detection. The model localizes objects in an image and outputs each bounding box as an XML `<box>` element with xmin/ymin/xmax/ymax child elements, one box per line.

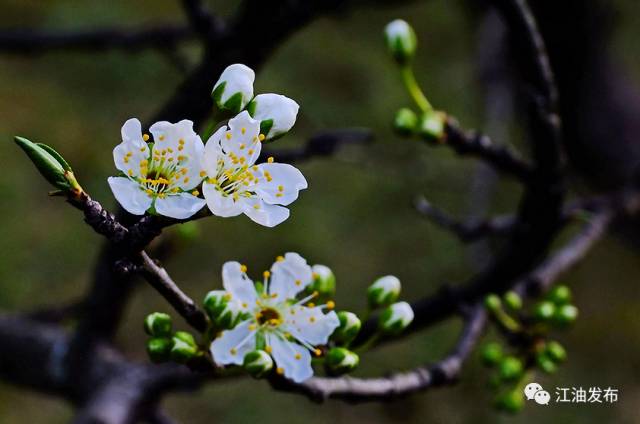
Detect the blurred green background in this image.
<box><xmin>1</xmin><ymin>0</ymin><xmax>639</xmax><ymax>422</ymax></box>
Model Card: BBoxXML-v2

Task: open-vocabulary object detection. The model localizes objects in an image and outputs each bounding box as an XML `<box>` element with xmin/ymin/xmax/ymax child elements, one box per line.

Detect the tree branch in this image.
<box><xmin>0</xmin><ymin>25</ymin><xmax>194</xmax><ymax>55</ymax></box>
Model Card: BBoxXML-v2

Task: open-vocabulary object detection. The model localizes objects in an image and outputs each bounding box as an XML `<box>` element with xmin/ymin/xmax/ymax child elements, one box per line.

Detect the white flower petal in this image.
<box><xmin>240</xmin><ymin>197</ymin><xmax>289</xmax><ymax>227</ymax></box>
<box><xmin>222</xmin><ymin>111</ymin><xmax>262</xmax><ymax>166</ymax></box>
<box><xmin>114</xmin><ymin>118</ymin><xmax>149</xmax><ymax>178</ymax></box>
<box><xmin>154</xmin><ymin>193</ymin><xmax>205</xmax><ymax>219</ymax></box>
<box><xmin>107</xmin><ymin>176</ymin><xmax>152</xmax><ymax>215</ymax></box>
<box><xmin>222</xmin><ymin>261</ymin><xmax>257</xmax><ymax>310</ymax></box>
<box><xmin>249</xmin><ymin>93</ymin><xmax>299</xmax><ymax>139</ymax></box>
<box><xmin>268</xmin><ymin>333</ymin><xmax>313</xmax><ymax>383</ymax></box>
<box><xmin>254</xmin><ymin>163</ymin><xmax>307</xmax><ymax>206</ymax></box>
<box><xmin>214</xmin><ymin>64</ymin><xmax>255</xmax><ymax>107</ymax></box>
<box><xmin>202</xmin><ymin>182</ymin><xmax>243</xmax><ymax>217</ymax></box>
<box><xmin>210</xmin><ymin>321</ymin><xmax>256</xmax><ymax>366</ymax></box>
<box><xmin>202</xmin><ymin>127</ymin><xmax>226</xmax><ymax>176</ymax></box>
<box><xmin>285</xmin><ymin>307</ymin><xmax>339</xmax><ymax>346</ymax></box>
<box><xmin>269</xmin><ymin>252</ymin><xmax>313</xmax><ymax>300</ymax></box>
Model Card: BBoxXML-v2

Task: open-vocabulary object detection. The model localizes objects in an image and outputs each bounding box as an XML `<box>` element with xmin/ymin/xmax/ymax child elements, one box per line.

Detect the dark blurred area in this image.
<box><xmin>0</xmin><ymin>0</ymin><xmax>639</xmax><ymax>423</ymax></box>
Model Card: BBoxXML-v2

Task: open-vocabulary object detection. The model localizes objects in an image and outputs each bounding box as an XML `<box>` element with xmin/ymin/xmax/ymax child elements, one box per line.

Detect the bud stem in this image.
<box><xmin>400</xmin><ymin>66</ymin><xmax>432</xmax><ymax>113</ymax></box>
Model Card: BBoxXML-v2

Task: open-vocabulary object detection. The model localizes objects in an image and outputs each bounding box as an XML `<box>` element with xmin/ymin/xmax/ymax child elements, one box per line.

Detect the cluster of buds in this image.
<box><xmin>366</xmin><ymin>275</ymin><xmax>414</xmax><ymax>335</ymax></box>
<box><xmin>481</xmin><ymin>285</ymin><xmax>576</xmax><ymax>413</ymax></box>
<box><xmin>383</xmin><ymin>19</ymin><xmax>447</xmax><ymax>143</ymax></box>
<box><xmin>144</xmin><ymin>312</ymin><xmax>201</xmax><ymax>364</ymax></box>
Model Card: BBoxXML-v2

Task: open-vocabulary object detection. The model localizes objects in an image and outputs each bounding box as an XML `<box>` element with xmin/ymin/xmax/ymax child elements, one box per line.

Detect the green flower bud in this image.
<box><xmin>243</xmin><ymin>350</ymin><xmax>274</xmax><ymax>378</ymax></box>
<box><xmin>481</xmin><ymin>342</ymin><xmax>503</xmax><ymax>367</ymax></box>
<box><xmin>15</xmin><ymin>137</ymin><xmax>74</xmax><ymax>191</ymax></box>
<box><xmin>308</xmin><ymin>264</ymin><xmax>336</xmax><ymax>298</ymax></box>
<box><xmin>211</xmin><ymin>64</ymin><xmax>255</xmax><ymax>114</ymax></box>
<box><xmin>498</xmin><ymin>356</ymin><xmax>523</xmax><ymax>381</ymax></box>
<box><xmin>170</xmin><ymin>331</ymin><xmax>198</xmax><ymax>363</ymax></box>
<box><xmin>326</xmin><ymin>347</ymin><xmax>359</xmax><ymax>375</ymax></box>
<box><xmin>204</xmin><ymin>290</ymin><xmax>241</xmax><ymax>328</ymax></box>
<box><xmin>495</xmin><ymin>390</ymin><xmax>524</xmax><ymax>413</ymax></box>
<box><xmin>545</xmin><ymin>340</ymin><xmax>567</xmax><ymax>362</ymax></box>
<box><xmin>331</xmin><ymin>311</ymin><xmax>361</xmax><ymax>344</ymax></box>
<box><xmin>379</xmin><ymin>301</ymin><xmax>414</xmax><ymax>334</ymax></box>
<box><xmin>503</xmin><ymin>291</ymin><xmax>522</xmax><ymax>310</ymax></box>
<box><xmin>368</xmin><ymin>275</ymin><xmax>401</xmax><ymax>308</ymax></box>
<box><xmin>418</xmin><ymin>111</ymin><xmax>446</xmax><ymax>142</ymax></box>
<box><xmin>533</xmin><ymin>300</ymin><xmax>556</xmax><ymax>321</ymax></box>
<box><xmin>146</xmin><ymin>337</ymin><xmax>173</xmax><ymax>363</ymax></box>
<box><xmin>484</xmin><ymin>294</ymin><xmax>502</xmax><ymax>312</ymax></box>
<box><xmin>393</xmin><ymin>108</ymin><xmax>418</xmax><ymax>136</ymax></box>
<box><xmin>384</xmin><ymin>19</ymin><xmax>417</xmax><ymax>65</ymax></box>
<box><xmin>548</xmin><ymin>285</ymin><xmax>572</xmax><ymax>305</ymax></box>
<box><xmin>553</xmin><ymin>304</ymin><xmax>578</xmax><ymax>327</ymax></box>
<box><xmin>536</xmin><ymin>353</ymin><xmax>557</xmax><ymax>374</ymax></box>
<box><xmin>144</xmin><ymin>312</ymin><xmax>173</xmax><ymax>337</ymax></box>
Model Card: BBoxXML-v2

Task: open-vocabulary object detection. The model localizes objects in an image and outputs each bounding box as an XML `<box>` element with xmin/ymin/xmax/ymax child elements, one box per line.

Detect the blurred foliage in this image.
<box><xmin>1</xmin><ymin>0</ymin><xmax>639</xmax><ymax>423</ymax></box>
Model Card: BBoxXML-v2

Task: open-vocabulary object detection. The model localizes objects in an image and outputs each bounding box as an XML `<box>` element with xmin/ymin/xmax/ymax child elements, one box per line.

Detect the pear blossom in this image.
<box><xmin>201</xmin><ymin>111</ymin><xmax>307</xmax><ymax>227</ymax></box>
<box><xmin>210</xmin><ymin>253</ymin><xmax>340</xmax><ymax>383</ymax></box>
<box><xmin>108</xmin><ymin>118</ymin><xmax>206</xmax><ymax>219</ymax></box>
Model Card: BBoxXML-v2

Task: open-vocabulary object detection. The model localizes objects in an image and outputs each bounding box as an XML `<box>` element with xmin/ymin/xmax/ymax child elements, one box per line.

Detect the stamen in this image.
<box><xmin>143</xmin><ymin>134</ymin><xmax>150</xmax><ymax>142</ymax></box>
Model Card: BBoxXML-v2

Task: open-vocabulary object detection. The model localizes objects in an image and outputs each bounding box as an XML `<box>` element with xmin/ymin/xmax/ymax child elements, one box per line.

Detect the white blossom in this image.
<box><xmin>210</xmin><ymin>253</ymin><xmax>340</xmax><ymax>383</ymax></box>
<box><xmin>108</xmin><ymin>118</ymin><xmax>206</xmax><ymax>219</ymax></box>
<box><xmin>201</xmin><ymin>111</ymin><xmax>307</xmax><ymax>227</ymax></box>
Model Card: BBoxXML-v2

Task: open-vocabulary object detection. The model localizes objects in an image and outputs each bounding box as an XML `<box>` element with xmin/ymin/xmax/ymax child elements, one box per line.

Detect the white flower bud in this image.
<box><xmin>367</xmin><ymin>275</ymin><xmax>401</xmax><ymax>308</ymax></box>
<box><xmin>384</xmin><ymin>19</ymin><xmax>417</xmax><ymax>65</ymax></box>
<box><xmin>309</xmin><ymin>264</ymin><xmax>336</xmax><ymax>297</ymax></box>
<box><xmin>379</xmin><ymin>301</ymin><xmax>414</xmax><ymax>334</ymax></box>
<box><xmin>243</xmin><ymin>350</ymin><xmax>274</xmax><ymax>378</ymax></box>
<box><xmin>331</xmin><ymin>311</ymin><xmax>361</xmax><ymax>344</ymax></box>
<box><xmin>211</xmin><ymin>64</ymin><xmax>255</xmax><ymax>114</ymax></box>
<box><xmin>247</xmin><ymin>93</ymin><xmax>299</xmax><ymax>140</ymax></box>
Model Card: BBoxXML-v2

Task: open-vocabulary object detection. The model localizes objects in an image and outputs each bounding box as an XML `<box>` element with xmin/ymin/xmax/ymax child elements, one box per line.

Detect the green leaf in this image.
<box><xmin>14</xmin><ymin>136</ymin><xmax>69</xmax><ymax>190</ymax></box>
<box><xmin>36</xmin><ymin>143</ymin><xmax>72</xmax><ymax>172</ymax></box>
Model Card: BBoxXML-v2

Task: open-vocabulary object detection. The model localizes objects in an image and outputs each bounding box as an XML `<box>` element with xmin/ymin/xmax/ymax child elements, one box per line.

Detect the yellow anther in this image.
<box><xmin>230</xmin><ymin>348</ymin><xmax>237</xmax><ymax>355</ymax></box>
<box><xmin>179</xmin><ymin>138</ymin><xmax>185</xmax><ymax>145</ymax></box>
<box><xmin>278</xmin><ymin>185</ymin><xmax>284</xmax><ymax>192</ymax></box>
<box><xmin>276</xmin><ymin>367</ymin><xmax>284</xmax><ymax>375</ymax></box>
<box><xmin>307</xmin><ymin>303</ymin><xmax>315</xmax><ymax>308</ymax></box>
<box><xmin>178</xmin><ymin>145</ymin><xmax>184</xmax><ymax>151</ymax></box>
<box><xmin>263</xmin><ymin>271</ymin><xmax>270</xmax><ymax>279</ymax></box>
<box><xmin>239</xmin><ymin>143</ymin><xmax>246</xmax><ymax>150</ymax></box>
<box><xmin>183</xmin><ymin>177</ymin><xmax>190</xmax><ymax>184</ymax></box>
<box><xmin>248</xmin><ymin>149</ymin><xmax>254</xmax><ymax>155</ymax></box>
<box><xmin>128</xmin><ymin>169</ymin><xmax>134</xmax><ymax>176</ymax></box>
<box><xmin>199</xmin><ymin>170</ymin><xmax>207</xmax><ymax>177</ymax></box>
<box><xmin>140</xmin><ymin>147</ymin><xmax>146</xmax><ymax>152</ymax></box>
<box><xmin>145</xmin><ymin>189</ymin><xmax>153</xmax><ymax>195</ymax></box>
<box><xmin>242</xmin><ymin>302</ymin><xmax>248</xmax><ymax>308</ymax></box>
<box><xmin>295</xmin><ymin>353</ymin><xmax>301</xmax><ymax>360</ymax></box>
<box><xmin>295</xmin><ymin>280</ymin><xmax>301</xmax><ymax>286</ymax></box>
<box><xmin>143</xmin><ymin>134</ymin><xmax>150</xmax><ymax>141</ymax></box>
<box><xmin>240</xmin><ymin>264</ymin><xmax>248</xmax><ymax>273</ymax></box>
<box><xmin>309</xmin><ymin>316</ymin><xmax>316</xmax><ymax>323</ymax></box>
<box><xmin>267</xmin><ymin>157</ymin><xmax>274</xmax><ymax>163</ymax></box>
<box><xmin>276</xmin><ymin>193</ymin><xmax>283</xmax><ymax>198</ymax></box>
<box><xmin>181</xmin><ymin>168</ymin><xmax>188</xmax><ymax>174</ymax></box>
<box><xmin>314</xmin><ymin>349</ymin><xmax>322</xmax><ymax>357</ymax></box>
<box><xmin>265</xmin><ymin>346</ymin><xmax>272</xmax><ymax>353</ymax></box>
<box><xmin>226</xmin><ymin>132</ymin><xmax>232</xmax><ymax>140</ymax></box>
<box><xmin>224</xmin><ymin>293</ymin><xmax>232</xmax><ymax>300</ymax></box>
<box><xmin>159</xmin><ymin>135</ymin><xmax>165</xmax><ymax>141</ymax></box>
<box><xmin>326</xmin><ymin>301</ymin><xmax>335</xmax><ymax>310</ymax></box>
<box><xmin>249</xmin><ymin>324</ymin><xmax>256</xmax><ymax>331</ymax></box>
<box><xmin>259</xmin><ymin>134</ymin><xmax>266</xmax><ymax>141</ymax></box>
<box><xmin>253</xmin><ymin>204</ymin><xmax>260</xmax><ymax>210</ymax></box>
<box><xmin>191</xmin><ymin>190</ymin><xmax>199</xmax><ymax>196</ymax></box>
<box><xmin>123</xmin><ymin>157</ymin><xmax>129</xmax><ymax>164</ymax></box>
<box><xmin>276</xmin><ymin>255</ymin><xmax>284</xmax><ymax>262</ymax></box>
<box><xmin>168</xmin><ymin>157</ymin><xmax>174</xmax><ymax>162</ymax></box>
<box><xmin>241</xmin><ymin>127</ymin><xmax>246</xmax><ymax>134</ymax></box>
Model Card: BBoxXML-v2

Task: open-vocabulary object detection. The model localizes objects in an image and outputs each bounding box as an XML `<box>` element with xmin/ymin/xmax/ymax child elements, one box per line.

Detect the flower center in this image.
<box><xmin>256</xmin><ymin>307</ymin><xmax>282</xmax><ymax>327</ymax></box>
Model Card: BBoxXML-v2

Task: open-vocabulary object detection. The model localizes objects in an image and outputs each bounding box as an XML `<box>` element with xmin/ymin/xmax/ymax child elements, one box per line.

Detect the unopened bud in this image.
<box><xmin>146</xmin><ymin>337</ymin><xmax>173</xmax><ymax>363</ymax></box>
<box><xmin>332</xmin><ymin>311</ymin><xmax>361</xmax><ymax>344</ymax></box>
<box><xmin>503</xmin><ymin>291</ymin><xmax>522</xmax><ymax>310</ymax></box>
<box><xmin>553</xmin><ymin>304</ymin><xmax>578</xmax><ymax>327</ymax></box>
<box><xmin>498</xmin><ymin>356</ymin><xmax>523</xmax><ymax>381</ymax></box>
<box><xmin>15</xmin><ymin>137</ymin><xmax>76</xmax><ymax>191</ymax></box>
<box><xmin>308</xmin><ymin>265</ymin><xmax>336</xmax><ymax>298</ymax></box>
<box><xmin>418</xmin><ymin>110</ymin><xmax>446</xmax><ymax>142</ymax></box>
<box><xmin>144</xmin><ymin>312</ymin><xmax>172</xmax><ymax>337</ymax></box>
<box><xmin>368</xmin><ymin>275</ymin><xmax>401</xmax><ymax>308</ymax></box>
<box><xmin>547</xmin><ymin>285</ymin><xmax>572</xmax><ymax>305</ymax></box>
<box><xmin>384</xmin><ymin>19</ymin><xmax>417</xmax><ymax>65</ymax></box>
<box><xmin>170</xmin><ymin>331</ymin><xmax>198</xmax><ymax>363</ymax></box>
<box><xmin>243</xmin><ymin>350</ymin><xmax>274</xmax><ymax>378</ymax></box>
<box><xmin>393</xmin><ymin>108</ymin><xmax>418</xmax><ymax>136</ymax></box>
<box><xmin>533</xmin><ymin>301</ymin><xmax>556</xmax><ymax>322</ymax></box>
<box><xmin>481</xmin><ymin>342</ymin><xmax>503</xmax><ymax>367</ymax></box>
<box><xmin>379</xmin><ymin>301</ymin><xmax>414</xmax><ymax>334</ymax></box>
<box><xmin>211</xmin><ymin>64</ymin><xmax>255</xmax><ymax>114</ymax></box>
<box><xmin>246</xmin><ymin>93</ymin><xmax>299</xmax><ymax>140</ymax></box>
<box><xmin>545</xmin><ymin>340</ymin><xmax>567</xmax><ymax>363</ymax></box>
<box><xmin>326</xmin><ymin>347</ymin><xmax>359</xmax><ymax>375</ymax></box>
